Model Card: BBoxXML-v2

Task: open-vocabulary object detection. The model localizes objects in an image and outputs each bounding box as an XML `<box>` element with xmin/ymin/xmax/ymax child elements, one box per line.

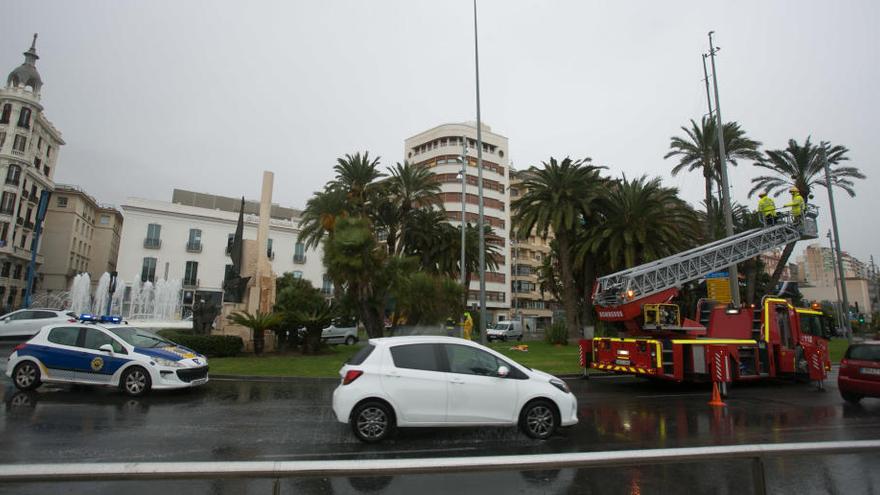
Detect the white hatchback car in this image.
<box><xmin>332</xmin><ymin>336</ymin><xmax>578</xmax><ymax>442</ymax></box>
<box><xmin>6</xmin><ymin>320</ymin><xmax>209</xmax><ymax>396</ymax></box>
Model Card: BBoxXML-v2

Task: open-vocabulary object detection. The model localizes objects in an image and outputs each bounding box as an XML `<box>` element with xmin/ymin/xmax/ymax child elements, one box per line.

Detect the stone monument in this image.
<box><xmin>215</xmin><ymin>171</ymin><xmax>278</xmax><ymax>352</ymax></box>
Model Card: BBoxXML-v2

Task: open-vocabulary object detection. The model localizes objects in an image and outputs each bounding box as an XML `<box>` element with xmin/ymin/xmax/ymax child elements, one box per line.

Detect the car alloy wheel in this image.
<box><xmin>521</xmin><ymin>401</ymin><xmax>557</xmax><ymax>440</ymax></box>
<box><xmin>13</xmin><ymin>361</ymin><xmax>40</xmax><ymax>391</ymax></box>
<box><xmin>352</xmin><ymin>401</ymin><xmax>394</xmax><ymax>443</ymax></box>
<box><xmin>121</xmin><ymin>367</ymin><xmax>152</xmax><ymax>397</ymax></box>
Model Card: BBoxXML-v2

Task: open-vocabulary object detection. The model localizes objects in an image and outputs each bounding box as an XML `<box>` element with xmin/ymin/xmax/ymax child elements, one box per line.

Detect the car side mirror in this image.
<box><xmin>99</xmin><ymin>344</ymin><xmax>114</xmax><ymax>353</ymax></box>
<box><xmin>497</xmin><ymin>365</ymin><xmax>509</xmax><ymax>378</ymax></box>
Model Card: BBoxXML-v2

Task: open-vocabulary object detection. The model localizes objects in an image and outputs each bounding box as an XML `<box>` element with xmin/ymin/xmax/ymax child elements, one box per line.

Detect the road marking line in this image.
<box><xmin>256</xmin><ymin>447</ymin><xmax>480</xmax><ymax>459</ymax></box>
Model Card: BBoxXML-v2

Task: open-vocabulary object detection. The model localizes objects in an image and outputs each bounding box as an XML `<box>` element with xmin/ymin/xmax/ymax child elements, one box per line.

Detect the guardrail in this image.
<box><xmin>0</xmin><ymin>440</ymin><xmax>877</xmax><ymax>494</ymax></box>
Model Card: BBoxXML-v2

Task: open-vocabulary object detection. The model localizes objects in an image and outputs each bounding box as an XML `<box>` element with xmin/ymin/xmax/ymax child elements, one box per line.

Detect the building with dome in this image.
<box><xmin>0</xmin><ymin>35</ymin><xmax>65</xmax><ymax>311</ymax></box>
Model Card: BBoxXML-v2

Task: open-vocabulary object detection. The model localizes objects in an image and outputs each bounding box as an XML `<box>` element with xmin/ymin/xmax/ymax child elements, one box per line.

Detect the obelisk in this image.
<box><xmin>249</xmin><ymin>171</ymin><xmax>276</xmax><ymax>314</ymax></box>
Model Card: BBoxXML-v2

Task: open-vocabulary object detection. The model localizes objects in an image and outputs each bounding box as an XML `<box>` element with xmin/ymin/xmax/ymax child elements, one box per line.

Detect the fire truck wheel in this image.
<box><xmin>841</xmin><ymin>391</ymin><xmax>862</xmax><ymax>404</ymax></box>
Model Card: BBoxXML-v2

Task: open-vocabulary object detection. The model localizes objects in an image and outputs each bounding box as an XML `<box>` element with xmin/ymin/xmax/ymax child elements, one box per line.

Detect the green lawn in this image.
<box><xmin>209</xmin><ymin>340</ymin><xmax>583</xmax><ymax>378</ymax></box>
<box><xmin>828</xmin><ymin>338</ymin><xmax>849</xmax><ymax>363</ymax></box>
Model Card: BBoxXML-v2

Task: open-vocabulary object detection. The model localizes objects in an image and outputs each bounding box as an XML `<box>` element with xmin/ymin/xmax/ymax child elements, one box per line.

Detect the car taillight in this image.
<box><xmin>343</xmin><ymin>370</ymin><xmax>363</xmax><ymax>385</ymax></box>
<box><xmin>840</xmin><ymin>359</ymin><xmax>849</xmax><ymax>369</ymax></box>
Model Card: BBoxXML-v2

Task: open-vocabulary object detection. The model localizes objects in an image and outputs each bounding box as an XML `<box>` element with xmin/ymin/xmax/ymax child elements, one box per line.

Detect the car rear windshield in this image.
<box><xmin>846</xmin><ymin>345</ymin><xmax>880</xmax><ymax>362</ymax></box>
<box><xmin>348</xmin><ymin>344</ymin><xmax>375</xmax><ymax>365</ymax></box>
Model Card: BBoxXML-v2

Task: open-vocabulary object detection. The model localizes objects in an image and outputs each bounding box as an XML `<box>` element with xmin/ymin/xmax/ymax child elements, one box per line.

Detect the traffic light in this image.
<box><xmin>859</xmin><ymin>314</ymin><xmax>866</xmax><ymax>325</ymax></box>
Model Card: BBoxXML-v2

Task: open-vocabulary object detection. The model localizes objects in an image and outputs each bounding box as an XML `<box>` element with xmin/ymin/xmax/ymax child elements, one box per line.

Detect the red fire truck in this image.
<box><xmin>581</xmin><ymin>206</ymin><xmax>832</xmax><ymax>393</ymax></box>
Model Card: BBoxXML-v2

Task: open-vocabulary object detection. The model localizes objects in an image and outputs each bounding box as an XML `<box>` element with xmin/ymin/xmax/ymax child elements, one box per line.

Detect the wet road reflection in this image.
<box><xmin>2</xmin><ymin>370</ymin><xmax>879</xmax><ymax>464</ymax></box>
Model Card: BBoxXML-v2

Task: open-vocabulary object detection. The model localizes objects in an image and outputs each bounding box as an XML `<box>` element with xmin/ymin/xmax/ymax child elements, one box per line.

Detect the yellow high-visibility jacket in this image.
<box><xmin>758</xmin><ymin>196</ymin><xmax>776</xmax><ymax>216</ymax></box>
<box><xmin>785</xmin><ymin>193</ymin><xmax>804</xmax><ymax>216</ymax></box>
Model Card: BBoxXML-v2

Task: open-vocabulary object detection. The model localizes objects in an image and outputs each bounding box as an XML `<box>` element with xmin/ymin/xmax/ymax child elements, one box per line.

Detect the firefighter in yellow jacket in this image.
<box><xmin>785</xmin><ymin>187</ymin><xmax>805</xmax><ymax>222</ymax></box>
<box><xmin>757</xmin><ymin>191</ymin><xmax>777</xmax><ymax>225</ymax></box>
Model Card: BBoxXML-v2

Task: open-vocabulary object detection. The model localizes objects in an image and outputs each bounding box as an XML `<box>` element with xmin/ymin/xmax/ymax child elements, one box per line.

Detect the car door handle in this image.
<box><xmin>450</xmin><ymin>377</ymin><xmax>465</xmax><ymax>384</ymax></box>
<box><xmin>386</xmin><ymin>371</ymin><xmax>401</xmax><ymax>378</ymax></box>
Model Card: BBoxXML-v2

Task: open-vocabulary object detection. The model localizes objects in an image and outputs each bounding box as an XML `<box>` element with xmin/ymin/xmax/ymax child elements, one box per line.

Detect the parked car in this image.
<box><xmin>486</xmin><ymin>320</ymin><xmax>524</xmax><ymax>342</ymax></box>
<box><xmin>6</xmin><ymin>318</ymin><xmax>209</xmax><ymax>397</ymax></box>
<box><xmin>838</xmin><ymin>341</ymin><xmax>880</xmax><ymax>404</ymax></box>
<box><xmin>322</xmin><ymin>319</ymin><xmax>359</xmax><ymax>345</ymax></box>
<box><xmin>332</xmin><ymin>336</ymin><xmax>578</xmax><ymax>443</ymax></box>
<box><xmin>0</xmin><ymin>309</ymin><xmax>77</xmax><ymax>340</ymax></box>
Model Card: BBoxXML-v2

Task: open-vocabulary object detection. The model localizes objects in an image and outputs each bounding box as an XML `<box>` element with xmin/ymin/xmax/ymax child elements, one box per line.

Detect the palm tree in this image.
<box><xmin>331</xmin><ymin>152</ymin><xmax>385</xmax><ymax>217</ymax></box>
<box><xmin>512</xmin><ymin>157</ymin><xmax>606</xmax><ymax>339</ymax></box>
<box><xmin>298</xmin><ymin>187</ymin><xmax>348</xmax><ymax>250</ymax></box>
<box><xmin>665</xmin><ymin>117</ymin><xmax>762</xmax><ymax>239</ymax></box>
<box><xmin>748</xmin><ymin>138</ymin><xmax>866</xmax><ymax>291</ymax></box>
<box><xmin>226</xmin><ymin>310</ymin><xmax>283</xmax><ymax>356</ymax></box>
<box><xmin>581</xmin><ymin>175</ymin><xmax>702</xmax><ymax>271</ymax></box>
<box><xmin>381</xmin><ymin>162</ymin><xmax>442</xmax><ymax>255</ymax></box>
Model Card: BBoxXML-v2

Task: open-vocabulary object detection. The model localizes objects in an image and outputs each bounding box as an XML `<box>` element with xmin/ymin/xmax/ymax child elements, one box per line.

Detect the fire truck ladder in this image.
<box><xmin>593</xmin><ymin>205</ymin><xmax>818</xmax><ymax>308</ymax></box>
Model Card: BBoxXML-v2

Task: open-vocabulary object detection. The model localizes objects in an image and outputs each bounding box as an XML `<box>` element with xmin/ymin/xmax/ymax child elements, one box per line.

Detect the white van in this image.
<box><xmin>487</xmin><ymin>320</ymin><xmax>524</xmax><ymax>342</ymax></box>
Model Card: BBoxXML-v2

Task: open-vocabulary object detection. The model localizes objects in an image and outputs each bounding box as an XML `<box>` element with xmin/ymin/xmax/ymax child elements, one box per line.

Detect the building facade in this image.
<box><xmin>0</xmin><ymin>36</ymin><xmax>64</xmax><ymax>310</ymax></box>
<box><xmin>797</xmin><ymin>243</ymin><xmax>876</xmax><ymax>320</ymax></box>
<box><xmin>39</xmin><ymin>185</ymin><xmax>123</xmax><ymax>291</ymax></box>
<box><xmin>509</xmin><ymin>168</ymin><xmax>558</xmax><ymax>331</ymax></box>
<box><xmin>404</xmin><ymin>122</ymin><xmax>511</xmax><ymax>322</ymax></box>
<box><xmin>117</xmin><ymin>190</ymin><xmax>327</xmax><ymax>313</ymax></box>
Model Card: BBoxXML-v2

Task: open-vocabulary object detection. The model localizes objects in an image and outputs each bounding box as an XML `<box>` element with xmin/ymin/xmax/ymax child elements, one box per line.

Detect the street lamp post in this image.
<box><xmin>460</xmin><ymin>137</ymin><xmax>468</xmax><ymax>290</ymax></box>
<box><xmin>472</xmin><ymin>0</ymin><xmax>488</xmax><ymax>343</ymax></box>
<box><xmin>821</xmin><ymin>146</ymin><xmax>852</xmax><ymax>342</ymax></box>
<box><xmin>707</xmin><ymin>31</ymin><xmax>741</xmax><ymax>307</ymax></box>
<box><xmin>827</xmin><ymin>230</ymin><xmax>845</xmax><ymax>335</ymax></box>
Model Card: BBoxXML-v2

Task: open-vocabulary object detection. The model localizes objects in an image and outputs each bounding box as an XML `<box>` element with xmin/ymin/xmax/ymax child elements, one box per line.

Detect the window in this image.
<box><xmin>187</xmin><ymin>229</ymin><xmax>202</xmax><ymax>252</ymax></box>
<box><xmin>55</xmin><ymin>196</ymin><xmax>68</xmax><ymax>208</ymax></box>
<box><xmin>445</xmin><ymin>344</ymin><xmax>505</xmax><ymax>376</ymax></box>
<box><xmin>0</xmin><ymin>131</ymin><xmax>5</xmax><ymax>150</ymax></box>
<box><xmin>294</xmin><ymin>242</ymin><xmax>306</xmax><ymax>263</ymax></box>
<box><xmin>0</xmin><ymin>104</ymin><xmax>10</xmax><ymax>123</ymax></box>
<box><xmin>33</xmin><ymin>310</ymin><xmax>57</xmax><ymax>319</ymax></box>
<box><xmin>12</xmin><ymin>135</ymin><xmax>26</xmax><ymax>153</ymax></box>
<box><xmin>0</xmin><ymin>222</ymin><xmax>8</xmax><ymax>244</ymax></box>
<box><xmin>184</xmin><ymin>261</ymin><xmax>198</xmax><ymax>286</ymax></box>
<box><xmin>99</xmin><ymin>214</ymin><xmax>110</xmax><ymax>225</ymax></box>
<box><xmin>83</xmin><ymin>328</ymin><xmax>124</xmax><ymax>353</ymax></box>
<box><xmin>5</xmin><ymin>165</ymin><xmax>20</xmax><ymax>186</ymax></box>
<box><xmin>0</xmin><ymin>192</ymin><xmax>14</xmax><ymax>214</ymax></box>
<box><xmin>348</xmin><ymin>344</ymin><xmax>375</xmax><ymax>365</ymax></box>
<box><xmin>799</xmin><ymin>314</ymin><xmax>824</xmax><ymax>337</ymax></box>
<box><xmin>226</xmin><ymin>233</ymin><xmax>235</xmax><ymax>255</ymax></box>
<box><xmin>17</xmin><ymin>107</ymin><xmax>31</xmax><ymax>129</ymax></box>
<box><xmin>389</xmin><ymin>343</ymin><xmax>443</xmax><ymax>371</ymax></box>
<box><xmin>144</xmin><ymin>223</ymin><xmax>161</xmax><ymax>249</ymax></box>
<box><xmin>267</xmin><ymin>238</ymin><xmax>274</xmax><ymax>259</ymax></box>
<box><xmin>141</xmin><ymin>257</ymin><xmax>157</xmax><ymax>282</ymax></box>
<box><xmin>12</xmin><ymin>264</ymin><xmax>22</xmax><ymax>280</ymax></box>
<box><xmin>321</xmin><ymin>274</ymin><xmax>333</xmax><ymax>295</ymax></box>
<box><xmin>1</xmin><ymin>262</ymin><xmax>9</xmax><ymax>277</ymax></box>
<box><xmin>46</xmin><ymin>145</ymin><xmax>52</xmax><ymax>158</ymax></box>
<box><xmin>48</xmin><ymin>327</ymin><xmax>80</xmax><ymax>346</ymax></box>
<box><xmin>846</xmin><ymin>345</ymin><xmax>880</xmax><ymax>362</ymax></box>
<box><xmin>292</xmin><ymin>271</ymin><xmax>303</xmax><ymax>279</ymax></box>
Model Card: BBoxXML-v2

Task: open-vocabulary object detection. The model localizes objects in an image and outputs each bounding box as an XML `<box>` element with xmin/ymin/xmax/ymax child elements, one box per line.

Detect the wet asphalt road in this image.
<box><xmin>1</xmin><ymin>343</ymin><xmax>879</xmax><ymax>494</ymax></box>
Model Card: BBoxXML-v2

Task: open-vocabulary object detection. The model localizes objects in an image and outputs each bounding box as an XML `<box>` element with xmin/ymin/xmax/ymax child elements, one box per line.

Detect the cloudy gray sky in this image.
<box><xmin>4</xmin><ymin>0</ymin><xmax>878</xmax><ymax>263</ymax></box>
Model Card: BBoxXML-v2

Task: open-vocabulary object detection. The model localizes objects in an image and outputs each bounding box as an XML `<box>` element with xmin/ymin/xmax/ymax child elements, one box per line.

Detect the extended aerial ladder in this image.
<box><xmin>592</xmin><ymin>205</ymin><xmax>819</xmax><ymax>314</ymax></box>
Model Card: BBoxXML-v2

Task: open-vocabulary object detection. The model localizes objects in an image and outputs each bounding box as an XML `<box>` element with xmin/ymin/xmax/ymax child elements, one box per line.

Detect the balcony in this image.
<box><xmin>183</xmin><ymin>278</ymin><xmax>200</xmax><ymax>288</ymax></box>
<box><xmin>23</xmin><ymin>221</ymin><xmax>34</xmax><ymax>230</ymax></box>
<box><xmin>15</xmin><ymin>217</ymin><xmax>23</xmax><ymax>226</ymax></box>
<box><xmin>11</xmin><ymin>150</ymin><xmax>24</xmax><ymax>157</ymax></box>
<box><xmin>143</xmin><ymin>237</ymin><xmax>162</xmax><ymax>249</ymax></box>
<box><xmin>0</xmin><ymin>208</ymin><xmax>14</xmax><ymax>216</ymax></box>
<box><xmin>27</xmin><ymin>195</ymin><xmax>36</xmax><ymax>205</ymax></box>
<box><xmin>267</xmin><ymin>250</ymin><xmax>275</xmax><ymax>260</ymax></box>
<box><xmin>186</xmin><ymin>241</ymin><xmax>202</xmax><ymax>253</ymax></box>
<box><xmin>4</xmin><ymin>178</ymin><xmax>19</xmax><ymax>187</ymax></box>
<box><xmin>293</xmin><ymin>254</ymin><xmax>307</xmax><ymax>264</ymax></box>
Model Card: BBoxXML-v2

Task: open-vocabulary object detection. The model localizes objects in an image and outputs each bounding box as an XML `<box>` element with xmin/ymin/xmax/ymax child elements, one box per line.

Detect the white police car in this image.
<box><xmin>5</xmin><ymin>315</ymin><xmax>209</xmax><ymax>396</ymax></box>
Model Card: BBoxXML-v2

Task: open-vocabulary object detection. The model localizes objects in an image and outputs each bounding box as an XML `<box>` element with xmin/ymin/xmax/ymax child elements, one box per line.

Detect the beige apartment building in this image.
<box><xmin>0</xmin><ymin>36</ymin><xmax>64</xmax><ymax>310</ymax></box>
<box><xmin>40</xmin><ymin>185</ymin><xmax>123</xmax><ymax>292</ymax></box>
<box><xmin>797</xmin><ymin>243</ymin><xmax>876</xmax><ymax>320</ymax></box>
<box><xmin>404</xmin><ymin>122</ymin><xmax>512</xmax><ymax>323</ymax></box>
<box><xmin>509</xmin><ymin>168</ymin><xmax>558</xmax><ymax>331</ymax></box>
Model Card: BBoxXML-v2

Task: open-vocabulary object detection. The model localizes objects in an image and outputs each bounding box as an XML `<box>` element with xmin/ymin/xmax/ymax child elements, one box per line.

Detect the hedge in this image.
<box><xmin>158</xmin><ymin>330</ymin><xmax>243</xmax><ymax>357</ymax></box>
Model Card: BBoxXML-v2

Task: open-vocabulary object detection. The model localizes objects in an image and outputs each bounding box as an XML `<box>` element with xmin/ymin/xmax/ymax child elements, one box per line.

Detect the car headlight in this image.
<box><xmin>153</xmin><ymin>357</ymin><xmax>183</xmax><ymax>368</ymax></box>
<box><xmin>550</xmin><ymin>378</ymin><xmax>570</xmax><ymax>394</ymax></box>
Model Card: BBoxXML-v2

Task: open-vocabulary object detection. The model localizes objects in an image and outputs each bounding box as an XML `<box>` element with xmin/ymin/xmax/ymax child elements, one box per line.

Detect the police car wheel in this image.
<box><xmin>13</xmin><ymin>361</ymin><xmax>41</xmax><ymax>391</ymax></box>
<box><xmin>121</xmin><ymin>367</ymin><xmax>152</xmax><ymax>397</ymax></box>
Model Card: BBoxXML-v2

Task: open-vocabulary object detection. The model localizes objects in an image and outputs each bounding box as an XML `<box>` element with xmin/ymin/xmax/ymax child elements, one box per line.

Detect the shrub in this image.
<box><xmin>158</xmin><ymin>330</ymin><xmax>243</xmax><ymax>357</ymax></box>
<box><xmin>544</xmin><ymin>321</ymin><xmax>568</xmax><ymax>345</ymax></box>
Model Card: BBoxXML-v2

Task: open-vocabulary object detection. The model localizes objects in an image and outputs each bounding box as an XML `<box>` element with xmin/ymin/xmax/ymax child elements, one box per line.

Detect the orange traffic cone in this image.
<box><xmin>708</xmin><ymin>382</ymin><xmax>727</xmax><ymax>407</ymax></box>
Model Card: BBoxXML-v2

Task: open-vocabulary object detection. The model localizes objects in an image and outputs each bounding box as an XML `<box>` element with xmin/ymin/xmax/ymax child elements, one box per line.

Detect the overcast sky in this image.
<box><xmin>4</xmin><ymin>0</ymin><xmax>878</xmax><ymax>263</ymax></box>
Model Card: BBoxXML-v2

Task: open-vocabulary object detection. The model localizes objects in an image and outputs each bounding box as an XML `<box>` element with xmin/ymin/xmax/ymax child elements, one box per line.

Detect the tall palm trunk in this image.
<box><xmin>767</xmin><ymin>242</ymin><xmax>797</xmax><ymax>296</ymax></box>
<box><xmin>556</xmin><ymin>232</ymin><xmax>581</xmax><ymax>340</ymax></box>
<box><xmin>582</xmin><ymin>256</ymin><xmax>596</xmax><ymax>327</ymax></box>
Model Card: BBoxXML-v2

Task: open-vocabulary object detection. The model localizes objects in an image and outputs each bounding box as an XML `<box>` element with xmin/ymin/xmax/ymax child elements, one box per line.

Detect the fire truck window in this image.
<box><xmin>799</xmin><ymin>314</ymin><xmax>822</xmax><ymax>337</ymax></box>
<box><xmin>776</xmin><ymin>307</ymin><xmax>793</xmax><ymax>348</ymax></box>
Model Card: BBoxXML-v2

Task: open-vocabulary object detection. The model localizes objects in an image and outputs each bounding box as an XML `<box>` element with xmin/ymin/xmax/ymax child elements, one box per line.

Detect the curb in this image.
<box><xmin>211</xmin><ymin>371</ymin><xmax>616</xmax><ymax>382</ymax></box>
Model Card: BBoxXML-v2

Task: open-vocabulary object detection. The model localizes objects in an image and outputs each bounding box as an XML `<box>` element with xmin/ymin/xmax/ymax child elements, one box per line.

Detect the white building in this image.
<box><xmin>404</xmin><ymin>122</ymin><xmax>511</xmax><ymax>322</ymax></box>
<box><xmin>117</xmin><ymin>189</ymin><xmax>327</xmax><ymax>313</ymax></box>
<box><xmin>0</xmin><ymin>35</ymin><xmax>64</xmax><ymax>311</ymax></box>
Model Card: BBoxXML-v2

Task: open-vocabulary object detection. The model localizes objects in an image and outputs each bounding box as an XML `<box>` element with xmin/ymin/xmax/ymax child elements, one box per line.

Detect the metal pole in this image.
<box><xmin>701</xmin><ymin>54</ymin><xmax>714</xmax><ymax>118</ymax></box>
<box><xmin>707</xmin><ymin>31</ymin><xmax>741</xmax><ymax>307</ymax></box>
<box><xmin>460</xmin><ymin>136</ymin><xmax>467</xmax><ymax>289</ymax></box>
<box><xmin>822</xmin><ymin>146</ymin><xmax>852</xmax><ymax>342</ymax></box>
<box><xmin>473</xmin><ymin>0</ymin><xmax>488</xmax><ymax>343</ymax></box>
<box><xmin>23</xmin><ymin>190</ymin><xmax>50</xmax><ymax>308</ymax></box>
<box><xmin>828</xmin><ymin>230</ymin><xmax>845</xmax><ymax>334</ymax></box>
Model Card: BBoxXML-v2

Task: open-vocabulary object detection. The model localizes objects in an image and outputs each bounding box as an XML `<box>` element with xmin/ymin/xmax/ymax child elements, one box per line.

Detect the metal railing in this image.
<box><xmin>185</xmin><ymin>241</ymin><xmax>202</xmax><ymax>253</ymax></box>
<box><xmin>143</xmin><ymin>237</ymin><xmax>161</xmax><ymax>249</ymax></box>
<box><xmin>0</xmin><ymin>440</ymin><xmax>876</xmax><ymax>494</ymax></box>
